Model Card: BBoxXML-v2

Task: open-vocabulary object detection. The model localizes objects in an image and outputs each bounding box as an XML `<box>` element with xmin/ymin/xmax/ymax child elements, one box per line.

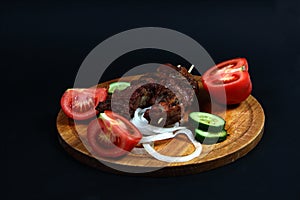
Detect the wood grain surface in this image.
<box><xmin>56</xmin><ymin>75</ymin><xmax>265</xmax><ymax>176</ymax></box>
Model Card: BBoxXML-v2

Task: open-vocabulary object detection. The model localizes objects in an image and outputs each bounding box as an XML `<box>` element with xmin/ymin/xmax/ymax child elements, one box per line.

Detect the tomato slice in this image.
<box><xmin>202</xmin><ymin>58</ymin><xmax>252</xmax><ymax>105</ymax></box>
<box><xmin>87</xmin><ymin>111</ymin><xmax>142</xmax><ymax>158</ymax></box>
<box><xmin>87</xmin><ymin>118</ymin><xmax>128</xmax><ymax>158</ymax></box>
<box><xmin>60</xmin><ymin>88</ymin><xmax>108</xmax><ymax>120</ymax></box>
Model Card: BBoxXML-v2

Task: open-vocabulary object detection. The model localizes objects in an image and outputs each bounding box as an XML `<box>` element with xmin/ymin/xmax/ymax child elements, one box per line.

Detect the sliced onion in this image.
<box><xmin>142</xmin><ymin>129</ymin><xmax>202</xmax><ymax>163</ymax></box>
<box><xmin>139</xmin><ymin>132</ymin><xmax>174</xmax><ymax>143</ymax></box>
<box><xmin>130</xmin><ymin>107</ymin><xmax>202</xmax><ymax>163</ymax></box>
<box><xmin>130</xmin><ymin>107</ymin><xmax>186</xmax><ymax>135</ymax></box>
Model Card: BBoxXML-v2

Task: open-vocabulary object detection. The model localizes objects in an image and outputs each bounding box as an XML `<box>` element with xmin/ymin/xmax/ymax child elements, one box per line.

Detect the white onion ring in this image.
<box><xmin>142</xmin><ymin>129</ymin><xmax>202</xmax><ymax>163</ymax></box>
<box><xmin>130</xmin><ymin>108</ymin><xmax>202</xmax><ymax>163</ymax></box>
<box><xmin>139</xmin><ymin>132</ymin><xmax>174</xmax><ymax>143</ymax></box>
<box><xmin>130</xmin><ymin>107</ymin><xmax>186</xmax><ymax>135</ymax></box>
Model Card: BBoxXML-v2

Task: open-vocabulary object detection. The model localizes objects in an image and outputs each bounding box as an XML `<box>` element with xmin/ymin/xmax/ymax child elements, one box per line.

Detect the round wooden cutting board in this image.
<box><xmin>56</xmin><ymin>75</ymin><xmax>265</xmax><ymax>176</ymax></box>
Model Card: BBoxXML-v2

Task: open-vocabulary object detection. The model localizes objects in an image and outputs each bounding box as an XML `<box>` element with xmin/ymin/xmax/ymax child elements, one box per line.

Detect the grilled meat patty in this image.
<box><xmin>96</xmin><ymin>64</ymin><xmax>199</xmax><ymax>126</ymax></box>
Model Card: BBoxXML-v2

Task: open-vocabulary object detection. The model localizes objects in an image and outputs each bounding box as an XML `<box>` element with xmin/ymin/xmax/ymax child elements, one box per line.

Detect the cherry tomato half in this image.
<box><xmin>87</xmin><ymin>111</ymin><xmax>142</xmax><ymax>158</ymax></box>
<box><xmin>202</xmin><ymin>58</ymin><xmax>252</xmax><ymax>105</ymax></box>
<box><xmin>60</xmin><ymin>88</ymin><xmax>108</xmax><ymax>120</ymax></box>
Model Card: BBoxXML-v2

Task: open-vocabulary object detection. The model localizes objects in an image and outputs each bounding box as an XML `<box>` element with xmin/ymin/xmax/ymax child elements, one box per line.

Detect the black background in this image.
<box><xmin>3</xmin><ymin>0</ymin><xmax>300</xmax><ymax>199</ymax></box>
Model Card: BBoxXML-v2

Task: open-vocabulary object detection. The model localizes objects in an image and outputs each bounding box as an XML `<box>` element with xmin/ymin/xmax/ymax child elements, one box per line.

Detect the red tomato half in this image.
<box><xmin>87</xmin><ymin>111</ymin><xmax>142</xmax><ymax>158</ymax></box>
<box><xmin>202</xmin><ymin>58</ymin><xmax>252</xmax><ymax>105</ymax></box>
<box><xmin>60</xmin><ymin>88</ymin><xmax>108</xmax><ymax>120</ymax></box>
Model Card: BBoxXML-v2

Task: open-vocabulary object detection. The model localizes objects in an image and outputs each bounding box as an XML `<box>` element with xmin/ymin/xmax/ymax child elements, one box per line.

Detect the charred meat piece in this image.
<box><xmin>96</xmin><ymin>64</ymin><xmax>199</xmax><ymax>126</ymax></box>
<box><xmin>143</xmin><ymin>103</ymin><xmax>182</xmax><ymax>127</ymax></box>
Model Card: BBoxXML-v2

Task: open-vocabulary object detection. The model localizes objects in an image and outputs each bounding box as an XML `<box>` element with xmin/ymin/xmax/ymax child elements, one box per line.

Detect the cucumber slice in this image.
<box><xmin>195</xmin><ymin>129</ymin><xmax>227</xmax><ymax>144</ymax></box>
<box><xmin>108</xmin><ymin>82</ymin><xmax>130</xmax><ymax>93</ymax></box>
<box><xmin>189</xmin><ymin>112</ymin><xmax>225</xmax><ymax>132</ymax></box>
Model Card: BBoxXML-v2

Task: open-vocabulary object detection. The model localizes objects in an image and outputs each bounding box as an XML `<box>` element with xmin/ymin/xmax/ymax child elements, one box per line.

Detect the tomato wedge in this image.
<box><xmin>87</xmin><ymin>111</ymin><xmax>142</xmax><ymax>158</ymax></box>
<box><xmin>202</xmin><ymin>58</ymin><xmax>252</xmax><ymax>105</ymax></box>
<box><xmin>60</xmin><ymin>88</ymin><xmax>108</xmax><ymax>120</ymax></box>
